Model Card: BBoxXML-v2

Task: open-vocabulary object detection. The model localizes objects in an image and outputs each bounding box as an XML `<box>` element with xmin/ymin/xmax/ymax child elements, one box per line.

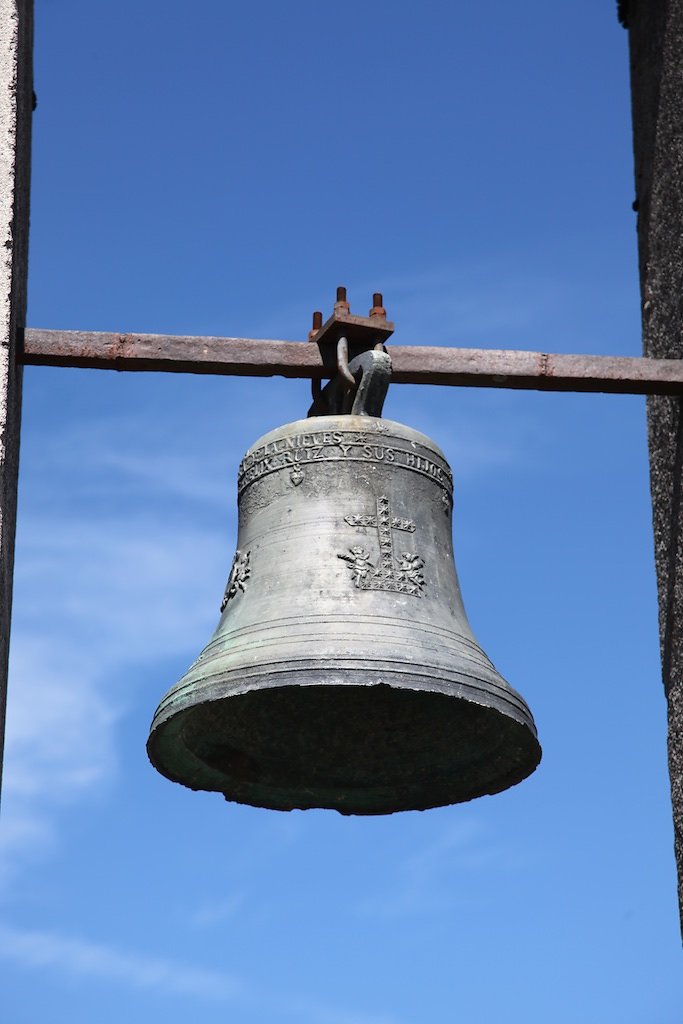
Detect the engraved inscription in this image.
<box><xmin>221</xmin><ymin>549</ymin><xmax>251</xmax><ymax>611</ymax></box>
<box><xmin>338</xmin><ymin>495</ymin><xmax>425</xmax><ymax>596</ymax></box>
<box><xmin>237</xmin><ymin>430</ymin><xmax>453</xmax><ymax>497</ymax></box>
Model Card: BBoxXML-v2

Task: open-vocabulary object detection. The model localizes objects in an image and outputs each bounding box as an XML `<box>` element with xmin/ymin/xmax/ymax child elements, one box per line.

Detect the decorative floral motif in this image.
<box><xmin>290</xmin><ymin>467</ymin><xmax>304</xmax><ymax>486</ymax></box>
<box><xmin>221</xmin><ymin>549</ymin><xmax>251</xmax><ymax>611</ymax></box>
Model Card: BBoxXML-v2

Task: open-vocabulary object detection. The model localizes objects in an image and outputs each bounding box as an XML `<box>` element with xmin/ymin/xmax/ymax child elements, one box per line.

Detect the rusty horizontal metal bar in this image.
<box><xmin>20</xmin><ymin>328</ymin><xmax>683</xmax><ymax>396</ymax></box>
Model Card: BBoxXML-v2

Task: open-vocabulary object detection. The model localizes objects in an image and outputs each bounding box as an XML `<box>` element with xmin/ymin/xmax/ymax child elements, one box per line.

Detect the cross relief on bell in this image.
<box><xmin>338</xmin><ymin>495</ymin><xmax>426</xmax><ymax>596</ymax></box>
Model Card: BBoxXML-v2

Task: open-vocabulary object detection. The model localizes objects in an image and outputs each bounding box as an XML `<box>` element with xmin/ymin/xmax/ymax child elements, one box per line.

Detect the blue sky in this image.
<box><xmin>1</xmin><ymin>1</ymin><xmax>681</xmax><ymax>1020</ymax></box>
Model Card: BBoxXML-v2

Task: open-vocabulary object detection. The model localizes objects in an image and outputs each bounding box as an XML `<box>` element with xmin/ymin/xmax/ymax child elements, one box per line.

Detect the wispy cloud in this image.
<box><xmin>0</xmin><ymin>922</ymin><xmax>403</xmax><ymax>1024</ymax></box>
<box><xmin>354</xmin><ymin>817</ymin><xmax>525</xmax><ymax>920</ymax></box>
<box><xmin>190</xmin><ymin>892</ymin><xmax>247</xmax><ymax>928</ymax></box>
<box><xmin>282</xmin><ymin>995</ymin><xmax>401</xmax><ymax>1024</ymax></box>
<box><xmin>248</xmin><ymin>260</ymin><xmax>568</xmax><ymax>348</ymax></box>
<box><xmin>371</xmin><ymin>262</ymin><xmax>566</xmax><ymax>347</ymax></box>
<box><xmin>3</xmin><ymin>644</ymin><xmax>119</xmax><ymax>803</ymax></box>
<box><xmin>97</xmin><ymin>448</ymin><xmax>229</xmax><ymax>506</ymax></box>
<box><xmin>1</xmin><ymin>416</ymin><xmax>238</xmax><ymax>885</ymax></box>
<box><xmin>0</xmin><ymin>922</ymin><xmax>242</xmax><ymax>1001</ymax></box>
<box><xmin>400</xmin><ymin>817</ymin><xmax>483</xmax><ymax>877</ymax></box>
<box><xmin>0</xmin><ymin>640</ymin><xmax>122</xmax><ymax>886</ymax></box>
<box><xmin>20</xmin><ymin>410</ymin><xmax>244</xmax><ymax>511</ymax></box>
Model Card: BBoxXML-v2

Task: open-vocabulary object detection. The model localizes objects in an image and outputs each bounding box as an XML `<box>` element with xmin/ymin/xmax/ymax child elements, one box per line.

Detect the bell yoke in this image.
<box><xmin>147</xmin><ymin>290</ymin><xmax>541</xmax><ymax>814</ymax></box>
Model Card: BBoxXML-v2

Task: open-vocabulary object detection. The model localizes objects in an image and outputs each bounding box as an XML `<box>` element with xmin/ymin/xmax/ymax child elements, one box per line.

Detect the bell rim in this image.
<box><xmin>149</xmin><ymin>658</ymin><xmax>538</xmax><ymax>737</ymax></box>
<box><xmin>147</xmin><ymin>678</ymin><xmax>542</xmax><ymax>814</ymax></box>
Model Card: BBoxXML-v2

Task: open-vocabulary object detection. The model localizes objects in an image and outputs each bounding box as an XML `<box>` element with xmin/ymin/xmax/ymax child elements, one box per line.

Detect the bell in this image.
<box><xmin>147</xmin><ymin>413</ymin><xmax>541</xmax><ymax>814</ymax></box>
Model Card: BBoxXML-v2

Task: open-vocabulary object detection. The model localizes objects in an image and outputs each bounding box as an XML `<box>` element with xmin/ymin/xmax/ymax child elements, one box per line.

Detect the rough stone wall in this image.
<box><xmin>626</xmin><ymin>0</ymin><xmax>683</xmax><ymax>935</ymax></box>
<box><xmin>0</xmin><ymin>0</ymin><xmax>31</xmax><ymax>795</ymax></box>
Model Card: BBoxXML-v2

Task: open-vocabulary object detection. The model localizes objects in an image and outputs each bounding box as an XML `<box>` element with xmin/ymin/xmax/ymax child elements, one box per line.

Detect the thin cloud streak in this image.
<box><xmin>0</xmin><ymin>922</ymin><xmax>242</xmax><ymax>1001</ymax></box>
<box><xmin>249</xmin><ymin>260</ymin><xmax>568</xmax><ymax>346</ymax></box>
<box><xmin>0</xmin><ymin>643</ymin><xmax>121</xmax><ymax>886</ymax></box>
<box><xmin>0</xmin><ymin>922</ymin><xmax>404</xmax><ymax>1024</ymax></box>
<box><xmin>353</xmin><ymin>817</ymin><xmax>528</xmax><ymax>920</ymax></box>
<box><xmin>354</xmin><ymin>819</ymin><xmax>480</xmax><ymax>920</ymax></box>
<box><xmin>3</xmin><ymin>505</ymin><xmax>227</xmax><ymax>885</ymax></box>
<box><xmin>190</xmin><ymin>892</ymin><xmax>247</xmax><ymax>928</ymax></box>
<box><xmin>284</xmin><ymin>995</ymin><xmax>402</xmax><ymax>1024</ymax></box>
<box><xmin>3</xmin><ymin>396</ymin><xmax>261</xmax><ymax>885</ymax></box>
<box><xmin>400</xmin><ymin>818</ymin><xmax>482</xmax><ymax>877</ymax></box>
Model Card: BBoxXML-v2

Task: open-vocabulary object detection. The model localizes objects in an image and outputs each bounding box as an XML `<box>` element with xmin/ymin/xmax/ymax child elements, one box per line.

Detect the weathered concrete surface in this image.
<box><xmin>0</xmin><ymin>0</ymin><xmax>31</xmax><ymax>797</ymax></box>
<box><xmin>625</xmin><ymin>0</ymin><xmax>683</xmax><ymax>935</ymax></box>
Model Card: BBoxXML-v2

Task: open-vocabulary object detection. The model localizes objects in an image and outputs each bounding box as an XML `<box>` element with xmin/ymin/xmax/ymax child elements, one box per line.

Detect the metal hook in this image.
<box><xmin>308</xmin><ymin>339</ymin><xmax>392</xmax><ymax>417</ymax></box>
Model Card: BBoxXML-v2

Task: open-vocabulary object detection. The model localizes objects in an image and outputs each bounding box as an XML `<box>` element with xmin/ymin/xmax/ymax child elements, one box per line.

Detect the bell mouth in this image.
<box><xmin>148</xmin><ymin>683</ymin><xmax>541</xmax><ymax>815</ymax></box>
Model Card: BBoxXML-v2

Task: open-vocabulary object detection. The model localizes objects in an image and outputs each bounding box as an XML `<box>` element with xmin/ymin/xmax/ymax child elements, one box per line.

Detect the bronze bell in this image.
<box><xmin>147</xmin><ymin>408</ymin><xmax>541</xmax><ymax>814</ymax></box>
<box><xmin>149</xmin><ymin>292</ymin><xmax>541</xmax><ymax>813</ymax></box>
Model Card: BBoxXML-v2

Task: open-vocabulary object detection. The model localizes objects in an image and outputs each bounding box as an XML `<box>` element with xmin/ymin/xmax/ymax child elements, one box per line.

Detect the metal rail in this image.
<box><xmin>21</xmin><ymin>328</ymin><xmax>683</xmax><ymax>395</ymax></box>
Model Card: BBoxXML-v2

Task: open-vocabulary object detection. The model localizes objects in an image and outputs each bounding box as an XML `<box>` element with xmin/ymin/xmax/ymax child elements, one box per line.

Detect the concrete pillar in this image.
<box><xmin>0</xmin><ymin>0</ymin><xmax>32</xmax><ymax>796</ymax></box>
<box><xmin>623</xmin><ymin>0</ymin><xmax>683</xmax><ymax>935</ymax></box>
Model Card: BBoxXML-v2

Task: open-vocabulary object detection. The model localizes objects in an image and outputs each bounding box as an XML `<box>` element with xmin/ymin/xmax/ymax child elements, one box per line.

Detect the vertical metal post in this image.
<box><xmin>623</xmin><ymin>0</ymin><xmax>683</xmax><ymax>935</ymax></box>
<box><xmin>0</xmin><ymin>0</ymin><xmax>32</xmax><ymax>797</ymax></box>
